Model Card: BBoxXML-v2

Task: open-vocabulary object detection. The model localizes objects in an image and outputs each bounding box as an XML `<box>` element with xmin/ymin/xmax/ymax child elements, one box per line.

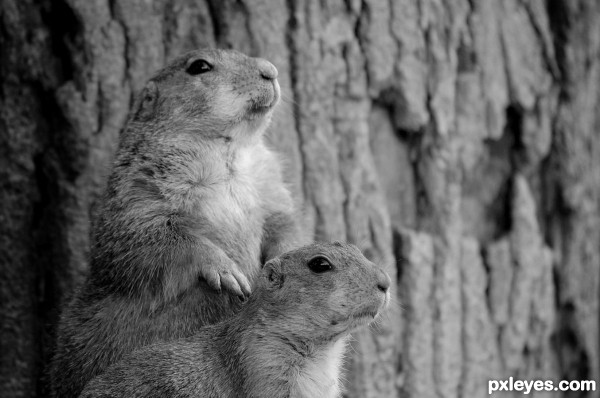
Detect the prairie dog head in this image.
<box><xmin>133</xmin><ymin>48</ymin><xmax>280</xmax><ymax>141</ymax></box>
<box><xmin>261</xmin><ymin>242</ymin><xmax>391</xmax><ymax>342</ymax></box>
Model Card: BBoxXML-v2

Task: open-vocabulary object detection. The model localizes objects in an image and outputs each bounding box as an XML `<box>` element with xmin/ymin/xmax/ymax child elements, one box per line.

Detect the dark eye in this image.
<box><xmin>307</xmin><ymin>257</ymin><xmax>333</xmax><ymax>273</ymax></box>
<box><xmin>186</xmin><ymin>59</ymin><xmax>212</xmax><ymax>75</ymax></box>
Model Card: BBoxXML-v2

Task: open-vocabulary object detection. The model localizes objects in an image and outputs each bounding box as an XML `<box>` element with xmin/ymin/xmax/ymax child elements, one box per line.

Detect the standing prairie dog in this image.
<box><xmin>51</xmin><ymin>49</ymin><xmax>303</xmax><ymax>398</ymax></box>
<box><xmin>79</xmin><ymin>242</ymin><xmax>391</xmax><ymax>398</ymax></box>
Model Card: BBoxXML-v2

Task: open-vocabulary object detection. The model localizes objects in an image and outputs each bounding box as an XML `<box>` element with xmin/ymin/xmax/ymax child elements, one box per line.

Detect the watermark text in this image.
<box><xmin>488</xmin><ymin>377</ymin><xmax>596</xmax><ymax>395</ymax></box>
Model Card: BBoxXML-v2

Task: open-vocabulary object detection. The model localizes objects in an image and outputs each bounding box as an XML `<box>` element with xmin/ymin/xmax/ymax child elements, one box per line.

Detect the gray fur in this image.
<box><xmin>50</xmin><ymin>49</ymin><xmax>303</xmax><ymax>397</ymax></box>
<box><xmin>79</xmin><ymin>242</ymin><xmax>391</xmax><ymax>398</ymax></box>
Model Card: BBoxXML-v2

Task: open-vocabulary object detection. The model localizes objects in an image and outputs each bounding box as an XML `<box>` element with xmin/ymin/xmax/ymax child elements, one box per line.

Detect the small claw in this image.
<box><xmin>240</xmin><ymin>282</ymin><xmax>251</xmax><ymax>298</ymax></box>
<box><xmin>220</xmin><ymin>273</ymin><xmax>245</xmax><ymax>298</ymax></box>
<box><xmin>202</xmin><ymin>271</ymin><xmax>222</xmax><ymax>293</ymax></box>
<box><xmin>233</xmin><ymin>271</ymin><xmax>252</xmax><ymax>297</ymax></box>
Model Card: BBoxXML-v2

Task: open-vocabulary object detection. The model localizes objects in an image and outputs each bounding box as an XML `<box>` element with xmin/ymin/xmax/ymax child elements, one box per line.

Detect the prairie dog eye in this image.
<box><xmin>307</xmin><ymin>257</ymin><xmax>333</xmax><ymax>273</ymax></box>
<box><xmin>187</xmin><ymin>59</ymin><xmax>212</xmax><ymax>75</ymax></box>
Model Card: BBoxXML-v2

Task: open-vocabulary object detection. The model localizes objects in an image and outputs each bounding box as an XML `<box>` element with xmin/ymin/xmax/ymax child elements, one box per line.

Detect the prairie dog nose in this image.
<box><xmin>256</xmin><ymin>58</ymin><xmax>278</xmax><ymax>80</ymax></box>
<box><xmin>376</xmin><ymin>268</ymin><xmax>391</xmax><ymax>293</ymax></box>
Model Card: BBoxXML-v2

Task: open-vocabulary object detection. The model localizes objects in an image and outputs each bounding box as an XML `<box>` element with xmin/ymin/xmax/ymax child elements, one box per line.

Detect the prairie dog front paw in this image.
<box><xmin>199</xmin><ymin>261</ymin><xmax>252</xmax><ymax>298</ymax></box>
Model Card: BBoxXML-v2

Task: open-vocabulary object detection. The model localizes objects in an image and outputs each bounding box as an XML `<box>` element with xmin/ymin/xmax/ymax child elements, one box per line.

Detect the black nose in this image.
<box><xmin>377</xmin><ymin>268</ymin><xmax>391</xmax><ymax>293</ymax></box>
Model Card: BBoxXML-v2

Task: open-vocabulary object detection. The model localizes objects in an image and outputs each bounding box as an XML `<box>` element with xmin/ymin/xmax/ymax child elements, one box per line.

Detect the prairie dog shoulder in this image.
<box><xmin>79</xmin><ymin>242</ymin><xmax>391</xmax><ymax>398</ymax></box>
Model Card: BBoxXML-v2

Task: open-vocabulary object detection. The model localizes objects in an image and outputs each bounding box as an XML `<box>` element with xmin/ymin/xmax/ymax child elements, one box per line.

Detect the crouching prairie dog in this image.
<box><xmin>51</xmin><ymin>49</ymin><xmax>304</xmax><ymax>397</ymax></box>
<box><xmin>78</xmin><ymin>242</ymin><xmax>391</xmax><ymax>398</ymax></box>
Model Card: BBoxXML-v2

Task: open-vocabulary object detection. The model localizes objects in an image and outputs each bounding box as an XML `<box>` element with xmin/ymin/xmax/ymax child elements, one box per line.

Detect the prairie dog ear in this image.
<box><xmin>134</xmin><ymin>81</ymin><xmax>159</xmax><ymax>121</ymax></box>
<box><xmin>263</xmin><ymin>258</ymin><xmax>284</xmax><ymax>290</ymax></box>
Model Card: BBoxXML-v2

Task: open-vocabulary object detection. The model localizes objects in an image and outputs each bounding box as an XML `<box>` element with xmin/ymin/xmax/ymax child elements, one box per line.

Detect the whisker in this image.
<box><xmin>280</xmin><ymin>92</ymin><xmax>298</xmax><ymax>106</ymax></box>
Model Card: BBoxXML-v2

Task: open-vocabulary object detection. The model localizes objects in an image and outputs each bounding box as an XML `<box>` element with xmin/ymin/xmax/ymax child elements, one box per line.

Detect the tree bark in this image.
<box><xmin>1</xmin><ymin>0</ymin><xmax>599</xmax><ymax>397</ymax></box>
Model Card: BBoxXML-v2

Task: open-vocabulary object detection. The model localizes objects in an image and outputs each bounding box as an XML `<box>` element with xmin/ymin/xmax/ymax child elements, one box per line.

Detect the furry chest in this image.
<box><xmin>200</xmin><ymin>177</ymin><xmax>264</xmax><ymax>228</ymax></box>
<box><xmin>294</xmin><ymin>338</ymin><xmax>347</xmax><ymax>398</ymax></box>
<box><xmin>169</xmin><ymin>144</ymin><xmax>275</xmax><ymax>238</ymax></box>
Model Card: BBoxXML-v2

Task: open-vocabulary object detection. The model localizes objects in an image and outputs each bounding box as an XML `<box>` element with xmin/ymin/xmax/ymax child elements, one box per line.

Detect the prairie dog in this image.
<box><xmin>51</xmin><ymin>49</ymin><xmax>303</xmax><ymax>397</ymax></box>
<box><xmin>79</xmin><ymin>242</ymin><xmax>391</xmax><ymax>398</ymax></box>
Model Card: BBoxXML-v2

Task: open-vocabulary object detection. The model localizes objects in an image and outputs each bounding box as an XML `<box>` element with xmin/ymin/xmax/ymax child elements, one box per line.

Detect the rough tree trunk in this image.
<box><xmin>1</xmin><ymin>0</ymin><xmax>599</xmax><ymax>397</ymax></box>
